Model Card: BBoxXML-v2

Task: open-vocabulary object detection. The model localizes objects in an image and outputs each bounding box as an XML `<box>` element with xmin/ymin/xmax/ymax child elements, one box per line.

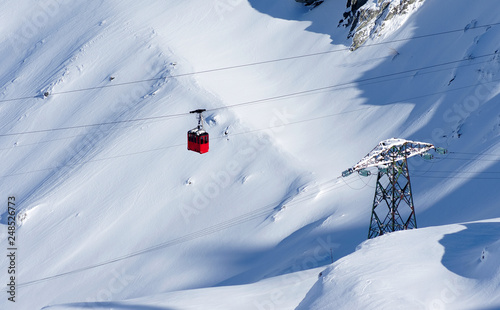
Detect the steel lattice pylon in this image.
<box><xmin>368</xmin><ymin>156</ymin><xmax>416</xmax><ymax>239</ymax></box>
<box><xmin>342</xmin><ymin>138</ymin><xmax>447</xmax><ymax>239</ymax></box>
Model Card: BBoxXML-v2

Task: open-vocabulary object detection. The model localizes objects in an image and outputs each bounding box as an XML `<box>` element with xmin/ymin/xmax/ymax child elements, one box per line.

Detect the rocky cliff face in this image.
<box><xmin>295</xmin><ymin>0</ymin><xmax>425</xmax><ymax>50</ymax></box>
<box><xmin>339</xmin><ymin>0</ymin><xmax>425</xmax><ymax>50</ymax></box>
<box><xmin>339</xmin><ymin>0</ymin><xmax>370</xmax><ymax>33</ymax></box>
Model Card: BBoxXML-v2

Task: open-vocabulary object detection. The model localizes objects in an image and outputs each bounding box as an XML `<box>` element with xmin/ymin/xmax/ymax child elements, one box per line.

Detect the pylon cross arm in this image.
<box><xmin>352</xmin><ymin>138</ymin><xmax>435</xmax><ymax>171</ymax></box>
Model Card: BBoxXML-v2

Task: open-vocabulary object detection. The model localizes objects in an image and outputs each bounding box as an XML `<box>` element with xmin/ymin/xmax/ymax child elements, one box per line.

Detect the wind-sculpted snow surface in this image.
<box><xmin>296</xmin><ymin>219</ymin><xmax>500</xmax><ymax>310</ymax></box>
<box><xmin>1</xmin><ymin>0</ymin><xmax>500</xmax><ymax>309</ymax></box>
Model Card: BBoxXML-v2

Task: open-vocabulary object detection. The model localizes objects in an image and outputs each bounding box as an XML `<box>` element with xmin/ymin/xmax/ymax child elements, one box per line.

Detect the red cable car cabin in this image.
<box><xmin>187</xmin><ymin>128</ymin><xmax>209</xmax><ymax>154</ymax></box>
<box><xmin>188</xmin><ymin>109</ymin><xmax>209</xmax><ymax>154</ymax></box>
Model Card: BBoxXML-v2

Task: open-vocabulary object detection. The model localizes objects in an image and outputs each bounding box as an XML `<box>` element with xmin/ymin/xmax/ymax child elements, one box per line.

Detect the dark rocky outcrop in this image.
<box><xmin>294</xmin><ymin>0</ymin><xmax>425</xmax><ymax>50</ymax></box>
<box><xmin>295</xmin><ymin>0</ymin><xmax>324</xmax><ymax>9</ymax></box>
<box><xmin>339</xmin><ymin>0</ymin><xmax>425</xmax><ymax>50</ymax></box>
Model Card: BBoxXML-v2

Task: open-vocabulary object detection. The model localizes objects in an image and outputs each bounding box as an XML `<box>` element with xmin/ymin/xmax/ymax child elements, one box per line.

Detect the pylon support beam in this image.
<box><xmin>368</xmin><ymin>156</ymin><xmax>416</xmax><ymax>239</ymax></box>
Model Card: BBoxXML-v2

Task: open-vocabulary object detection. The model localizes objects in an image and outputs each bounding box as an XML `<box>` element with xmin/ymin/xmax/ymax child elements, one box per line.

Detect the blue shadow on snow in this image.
<box><xmin>438</xmin><ymin>222</ymin><xmax>500</xmax><ymax>279</ymax></box>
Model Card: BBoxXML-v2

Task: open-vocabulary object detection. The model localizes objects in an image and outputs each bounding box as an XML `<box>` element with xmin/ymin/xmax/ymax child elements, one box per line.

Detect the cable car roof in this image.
<box><xmin>188</xmin><ymin>128</ymin><xmax>208</xmax><ymax>135</ymax></box>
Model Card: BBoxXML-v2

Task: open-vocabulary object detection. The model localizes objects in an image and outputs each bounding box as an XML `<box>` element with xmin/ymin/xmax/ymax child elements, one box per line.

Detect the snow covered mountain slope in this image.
<box><xmin>42</xmin><ymin>267</ymin><xmax>323</xmax><ymax>310</ymax></box>
<box><xmin>0</xmin><ymin>0</ymin><xmax>499</xmax><ymax>309</ymax></box>
<box><xmin>296</xmin><ymin>219</ymin><xmax>500</xmax><ymax>310</ymax></box>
